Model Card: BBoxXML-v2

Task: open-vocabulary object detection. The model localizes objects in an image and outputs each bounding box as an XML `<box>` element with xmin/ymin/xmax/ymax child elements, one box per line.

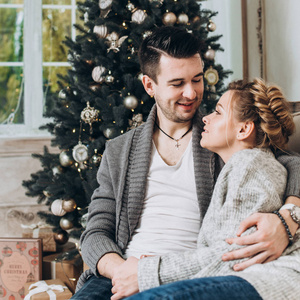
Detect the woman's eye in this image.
<box><xmin>215</xmin><ymin>110</ymin><xmax>220</xmax><ymax>115</ymax></box>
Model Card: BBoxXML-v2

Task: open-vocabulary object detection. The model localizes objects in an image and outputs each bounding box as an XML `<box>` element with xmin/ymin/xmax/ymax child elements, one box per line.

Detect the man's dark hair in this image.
<box><xmin>138</xmin><ymin>26</ymin><xmax>202</xmax><ymax>83</ymax></box>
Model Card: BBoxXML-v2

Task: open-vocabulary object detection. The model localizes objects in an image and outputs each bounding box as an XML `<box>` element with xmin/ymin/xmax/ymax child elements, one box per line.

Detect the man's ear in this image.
<box><xmin>237</xmin><ymin>121</ymin><xmax>255</xmax><ymax>140</ymax></box>
<box><xmin>142</xmin><ymin>75</ymin><xmax>155</xmax><ymax>97</ymax></box>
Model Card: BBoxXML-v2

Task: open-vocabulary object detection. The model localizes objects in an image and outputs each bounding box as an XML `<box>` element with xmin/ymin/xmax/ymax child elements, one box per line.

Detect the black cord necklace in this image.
<box><xmin>155</xmin><ymin>122</ymin><xmax>192</xmax><ymax>150</ymax></box>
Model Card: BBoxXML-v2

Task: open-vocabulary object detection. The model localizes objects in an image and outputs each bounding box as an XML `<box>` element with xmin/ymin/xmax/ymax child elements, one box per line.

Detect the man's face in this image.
<box><xmin>144</xmin><ymin>54</ymin><xmax>204</xmax><ymax>124</ymax></box>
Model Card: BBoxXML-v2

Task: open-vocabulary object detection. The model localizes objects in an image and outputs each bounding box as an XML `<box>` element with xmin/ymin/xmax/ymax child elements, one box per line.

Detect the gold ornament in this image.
<box><xmin>59</xmin><ymin>217</ymin><xmax>74</xmax><ymax>231</ymax></box>
<box><xmin>62</xmin><ymin>199</ymin><xmax>77</xmax><ymax>213</ymax></box>
<box><xmin>204</xmin><ymin>66</ymin><xmax>219</xmax><ymax>86</ymax></box>
<box><xmin>53</xmin><ymin>230</ymin><xmax>69</xmax><ymax>245</ymax></box>
<box><xmin>204</xmin><ymin>47</ymin><xmax>215</xmax><ymax>61</ymax></box>
<box><xmin>162</xmin><ymin>12</ymin><xmax>177</xmax><ymax>26</ymax></box>
<box><xmin>81</xmin><ymin>102</ymin><xmax>99</xmax><ymax>126</ymax></box>
<box><xmin>207</xmin><ymin>19</ymin><xmax>216</xmax><ymax>32</ymax></box>
<box><xmin>72</xmin><ymin>142</ymin><xmax>89</xmax><ymax>163</ymax></box>
<box><xmin>59</xmin><ymin>150</ymin><xmax>73</xmax><ymax>167</ymax></box>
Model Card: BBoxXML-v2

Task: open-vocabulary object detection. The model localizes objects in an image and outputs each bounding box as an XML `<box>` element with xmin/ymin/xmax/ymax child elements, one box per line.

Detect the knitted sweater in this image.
<box><xmin>76</xmin><ymin>105</ymin><xmax>217</xmax><ymax>290</ymax></box>
<box><xmin>138</xmin><ymin>148</ymin><xmax>300</xmax><ymax>300</ymax></box>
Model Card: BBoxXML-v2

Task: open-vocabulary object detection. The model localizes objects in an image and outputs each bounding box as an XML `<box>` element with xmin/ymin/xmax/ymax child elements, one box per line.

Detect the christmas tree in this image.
<box><xmin>23</xmin><ymin>0</ymin><xmax>231</xmax><ymax>244</ymax></box>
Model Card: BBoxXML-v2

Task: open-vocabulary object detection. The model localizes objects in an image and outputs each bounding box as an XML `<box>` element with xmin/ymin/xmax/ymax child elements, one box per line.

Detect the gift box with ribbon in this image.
<box><xmin>43</xmin><ymin>250</ymin><xmax>83</xmax><ymax>293</ymax></box>
<box><xmin>24</xmin><ymin>279</ymin><xmax>72</xmax><ymax>300</ymax></box>
<box><xmin>22</xmin><ymin>222</ymin><xmax>56</xmax><ymax>252</ymax></box>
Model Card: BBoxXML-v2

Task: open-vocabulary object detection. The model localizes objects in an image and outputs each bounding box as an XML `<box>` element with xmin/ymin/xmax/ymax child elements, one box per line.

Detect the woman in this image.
<box><xmin>126</xmin><ymin>78</ymin><xmax>300</xmax><ymax>300</ymax></box>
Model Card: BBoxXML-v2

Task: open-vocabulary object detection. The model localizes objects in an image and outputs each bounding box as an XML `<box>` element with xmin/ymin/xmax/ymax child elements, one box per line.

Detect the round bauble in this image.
<box><xmin>123</xmin><ymin>95</ymin><xmax>138</xmax><ymax>110</ymax></box>
<box><xmin>59</xmin><ymin>218</ymin><xmax>74</xmax><ymax>231</ymax></box>
<box><xmin>103</xmin><ymin>127</ymin><xmax>117</xmax><ymax>139</ymax></box>
<box><xmin>52</xmin><ymin>166</ymin><xmax>62</xmax><ymax>176</ymax></box>
<box><xmin>91</xmin><ymin>152</ymin><xmax>102</xmax><ymax>165</ymax></box>
<box><xmin>80</xmin><ymin>213</ymin><xmax>89</xmax><ymax>229</ymax></box>
<box><xmin>93</xmin><ymin>25</ymin><xmax>108</xmax><ymax>38</ymax></box>
<box><xmin>53</xmin><ymin>230</ymin><xmax>69</xmax><ymax>245</ymax></box>
<box><xmin>62</xmin><ymin>199</ymin><xmax>77</xmax><ymax>213</ymax></box>
<box><xmin>162</xmin><ymin>12</ymin><xmax>177</xmax><ymax>26</ymax></box>
<box><xmin>58</xmin><ymin>89</ymin><xmax>67</xmax><ymax>99</ymax></box>
<box><xmin>132</xmin><ymin>9</ymin><xmax>147</xmax><ymax>24</ymax></box>
<box><xmin>51</xmin><ymin>199</ymin><xmax>67</xmax><ymax>217</ymax></box>
<box><xmin>105</xmin><ymin>74</ymin><xmax>114</xmax><ymax>83</ymax></box>
<box><xmin>59</xmin><ymin>151</ymin><xmax>73</xmax><ymax>167</ymax></box>
<box><xmin>207</xmin><ymin>20</ymin><xmax>216</xmax><ymax>32</ymax></box>
<box><xmin>92</xmin><ymin>66</ymin><xmax>106</xmax><ymax>83</ymax></box>
<box><xmin>204</xmin><ymin>48</ymin><xmax>215</xmax><ymax>61</ymax></box>
<box><xmin>126</xmin><ymin>1</ymin><xmax>135</xmax><ymax>11</ymax></box>
<box><xmin>177</xmin><ymin>13</ymin><xmax>189</xmax><ymax>25</ymax></box>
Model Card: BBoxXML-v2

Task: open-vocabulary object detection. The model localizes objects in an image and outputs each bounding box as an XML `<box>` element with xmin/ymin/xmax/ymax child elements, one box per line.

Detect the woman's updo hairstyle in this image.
<box><xmin>228</xmin><ymin>78</ymin><xmax>295</xmax><ymax>151</ymax></box>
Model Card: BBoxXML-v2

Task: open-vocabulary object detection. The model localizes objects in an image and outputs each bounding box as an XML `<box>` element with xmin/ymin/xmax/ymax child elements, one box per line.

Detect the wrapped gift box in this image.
<box><xmin>43</xmin><ymin>251</ymin><xmax>83</xmax><ymax>293</ymax></box>
<box><xmin>22</xmin><ymin>226</ymin><xmax>56</xmax><ymax>252</ymax></box>
<box><xmin>24</xmin><ymin>279</ymin><xmax>72</xmax><ymax>300</ymax></box>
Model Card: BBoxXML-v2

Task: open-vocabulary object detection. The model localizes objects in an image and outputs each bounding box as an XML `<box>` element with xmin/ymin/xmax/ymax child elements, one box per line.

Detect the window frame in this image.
<box><xmin>0</xmin><ymin>0</ymin><xmax>77</xmax><ymax>138</ymax></box>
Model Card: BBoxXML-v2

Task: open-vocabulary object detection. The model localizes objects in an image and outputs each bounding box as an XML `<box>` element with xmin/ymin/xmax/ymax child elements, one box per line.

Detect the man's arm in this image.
<box><xmin>222</xmin><ymin>152</ymin><xmax>300</xmax><ymax>270</ymax></box>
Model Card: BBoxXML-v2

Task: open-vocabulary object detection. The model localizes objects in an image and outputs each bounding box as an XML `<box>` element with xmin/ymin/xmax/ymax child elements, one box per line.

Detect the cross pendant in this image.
<box><xmin>175</xmin><ymin>141</ymin><xmax>180</xmax><ymax>150</ymax></box>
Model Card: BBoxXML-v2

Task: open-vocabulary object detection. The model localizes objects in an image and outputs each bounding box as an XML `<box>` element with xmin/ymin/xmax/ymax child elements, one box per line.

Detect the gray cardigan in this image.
<box><xmin>138</xmin><ymin>148</ymin><xmax>300</xmax><ymax>300</ymax></box>
<box><xmin>77</xmin><ymin>104</ymin><xmax>300</xmax><ymax>291</ymax></box>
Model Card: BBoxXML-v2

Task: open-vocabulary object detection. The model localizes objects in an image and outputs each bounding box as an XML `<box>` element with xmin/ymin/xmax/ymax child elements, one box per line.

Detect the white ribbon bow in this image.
<box><xmin>21</xmin><ymin>221</ymin><xmax>53</xmax><ymax>230</ymax></box>
<box><xmin>24</xmin><ymin>280</ymin><xmax>67</xmax><ymax>300</ymax></box>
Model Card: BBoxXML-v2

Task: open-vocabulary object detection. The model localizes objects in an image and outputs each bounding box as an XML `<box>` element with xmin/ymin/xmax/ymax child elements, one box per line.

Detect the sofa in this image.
<box><xmin>289</xmin><ymin>112</ymin><xmax>300</xmax><ymax>153</ymax></box>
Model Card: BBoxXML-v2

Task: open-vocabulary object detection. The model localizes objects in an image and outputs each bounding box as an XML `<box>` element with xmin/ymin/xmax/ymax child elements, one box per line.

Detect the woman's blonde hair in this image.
<box><xmin>228</xmin><ymin>78</ymin><xmax>295</xmax><ymax>151</ymax></box>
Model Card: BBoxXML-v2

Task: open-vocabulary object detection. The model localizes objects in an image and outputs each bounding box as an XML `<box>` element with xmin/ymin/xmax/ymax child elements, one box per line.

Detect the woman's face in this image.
<box><xmin>200</xmin><ymin>91</ymin><xmax>241</xmax><ymax>161</ymax></box>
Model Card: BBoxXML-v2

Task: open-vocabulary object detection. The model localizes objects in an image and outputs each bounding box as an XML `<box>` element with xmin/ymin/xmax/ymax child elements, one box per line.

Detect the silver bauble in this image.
<box><xmin>80</xmin><ymin>213</ymin><xmax>89</xmax><ymax>229</ymax></box>
<box><xmin>51</xmin><ymin>199</ymin><xmax>67</xmax><ymax>217</ymax></box>
<box><xmin>177</xmin><ymin>13</ymin><xmax>189</xmax><ymax>25</ymax></box>
<box><xmin>59</xmin><ymin>217</ymin><xmax>74</xmax><ymax>231</ymax></box>
<box><xmin>207</xmin><ymin>20</ymin><xmax>217</xmax><ymax>32</ymax></box>
<box><xmin>204</xmin><ymin>48</ymin><xmax>215</xmax><ymax>61</ymax></box>
<box><xmin>132</xmin><ymin>9</ymin><xmax>147</xmax><ymax>24</ymax></box>
<box><xmin>103</xmin><ymin>127</ymin><xmax>117</xmax><ymax>139</ymax></box>
<box><xmin>123</xmin><ymin>95</ymin><xmax>138</xmax><ymax>110</ymax></box>
<box><xmin>92</xmin><ymin>66</ymin><xmax>106</xmax><ymax>83</ymax></box>
<box><xmin>53</xmin><ymin>230</ymin><xmax>69</xmax><ymax>245</ymax></box>
<box><xmin>59</xmin><ymin>151</ymin><xmax>73</xmax><ymax>167</ymax></box>
<box><xmin>105</xmin><ymin>74</ymin><xmax>114</xmax><ymax>83</ymax></box>
<box><xmin>93</xmin><ymin>25</ymin><xmax>108</xmax><ymax>38</ymax></box>
<box><xmin>162</xmin><ymin>12</ymin><xmax>177</xmax><ymax>26</ymax></box>
<box><xmin>126</xmin><ymin>1</ymin><xmax>135</xmax><ymax>11</ymax></box>
<box><xmin>58</xmin><ymin>89</ymin><xmax>67</xmax><ymax>99</ymax></box>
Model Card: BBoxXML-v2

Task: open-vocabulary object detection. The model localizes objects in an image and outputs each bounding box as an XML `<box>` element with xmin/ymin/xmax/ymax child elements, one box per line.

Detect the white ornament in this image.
<box><xmin>51</xmin><ymin>199</ymin><xmax>67</xmax><ymax>217</ymax></box>
<box><xmin>106</xmin><ymin>32</ymin><xmax>128</xmax><ymax>53</ymax></box>
<box><xmin>131</xmin><ymin>9</ymin><xmax>147</xmax><ymax>24</ymax></box>
<box><xmin>59</xmin><ymin>151</ymin><xmax>73</xmax><ymax>167</ymax></box>
<box><xmin>93</xmin><ymin>25</ymin><xmax>108</xmax><ymax>38</ymax></box>
<box><xmin>178</xmin><ymin>13</ymin><xmax>189</xmax><ymax>25</ymax></box>
<box><xmin>126</xmin><ymin>1</ymin><xmax>135</xmax><ymax>11</ymax></box>
<box><xmin>92</xmin><ymin>66</ymin><xmax>106</xmax><ymax>83</ymax></box>
<box><xmin>99</xmin><ymin>0</ymin><xmax>112</xmax><ymax>10</ymax></box>
<box><xmin>204</xmin><ymin>47</ymin><xmax>215</xmax><ymax>61</ymax></box>
<box><xmin>72</xmin><ymin>142</ymin><xmax>89</xmax><ymax>163</ymax></box>
<box><xmin>124</xmin><ymin>95</ymin><xmax>138</xmax><ymax>110</ymax></box>
<box><xmin>207</xmin><ymin>20</ymin><xmax>217</xmax><ymax>32</ymax></box>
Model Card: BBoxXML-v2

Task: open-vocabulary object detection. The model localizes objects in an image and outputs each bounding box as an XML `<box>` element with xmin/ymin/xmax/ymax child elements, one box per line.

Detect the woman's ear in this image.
<box><xmin>237</xmin><ymin>121</ymin><xmax>255</xmax><ymax>140</ymax></box>
<box><xmin>142</xmin><ymin>75</ymin><xmax>155</xmax><ymax>97</ymax></box>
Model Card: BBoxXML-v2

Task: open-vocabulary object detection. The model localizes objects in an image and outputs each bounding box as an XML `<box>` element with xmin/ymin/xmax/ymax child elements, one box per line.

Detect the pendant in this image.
<box><xmin>175</xmin><ymin>140</ymin><xmax>180</xmax><ymax>150</ymax></box>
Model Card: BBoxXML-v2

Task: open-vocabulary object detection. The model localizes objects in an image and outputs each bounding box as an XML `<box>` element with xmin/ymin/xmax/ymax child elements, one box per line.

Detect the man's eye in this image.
<box><xmin>193</xmin><ymin>78</ymin><xmax>202</xmax><ymax>83</ymax></box>
<box><xmin>172</xmin><ymin>82</ymin><xmax>183</xmax><ymax>87</ymax></box>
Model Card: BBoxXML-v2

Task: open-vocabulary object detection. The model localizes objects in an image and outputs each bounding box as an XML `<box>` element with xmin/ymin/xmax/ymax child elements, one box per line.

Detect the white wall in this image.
<box><xmin>264</xmin><ymin>0</ymin><xmax>300</xmax><ymax>102</ymax></box>
<box><xmin>200</xmin><ymin>0</ymin><xmax>243</xmax><ymax>85</ymax></box>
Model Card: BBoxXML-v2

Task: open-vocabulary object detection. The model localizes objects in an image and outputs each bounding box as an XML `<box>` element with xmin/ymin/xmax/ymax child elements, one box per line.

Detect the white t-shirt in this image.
<box><xmin>125</xmin><ymin>138</ymin><xmax>200</xmax><ymax>258</ymax></box>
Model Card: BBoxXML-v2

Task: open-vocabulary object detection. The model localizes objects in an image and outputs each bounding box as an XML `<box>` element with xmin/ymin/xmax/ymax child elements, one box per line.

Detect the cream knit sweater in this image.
<box><xmin>138</xmin><ymin>148</ymin><xmax>300</xmax><ymax>300</ymax></box>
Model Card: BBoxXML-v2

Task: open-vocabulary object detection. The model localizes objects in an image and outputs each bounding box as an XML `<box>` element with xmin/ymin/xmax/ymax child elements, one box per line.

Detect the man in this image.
<box><xmin>72</xmin><ymin>27</ymin><xmax>300</xmax><ymax>300</ymax></box>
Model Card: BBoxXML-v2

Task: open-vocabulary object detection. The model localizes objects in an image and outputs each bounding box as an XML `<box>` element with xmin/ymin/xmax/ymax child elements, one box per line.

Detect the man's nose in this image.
<box><xmin>182</xmin><ymin>83</ymin><xmax>197</xmax><ymax>99</ymax></box>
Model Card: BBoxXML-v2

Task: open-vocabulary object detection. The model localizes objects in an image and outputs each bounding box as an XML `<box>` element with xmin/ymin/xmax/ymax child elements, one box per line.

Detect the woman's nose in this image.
<box><xmin>202</xmin><ymin>116</ymin><xmax>208</xmax><ymax>124</ymax></box>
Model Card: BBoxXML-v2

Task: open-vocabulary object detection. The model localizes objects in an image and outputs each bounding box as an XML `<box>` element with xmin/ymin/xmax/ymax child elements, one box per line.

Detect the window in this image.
<box><xmin>0</xmin><ymin>0</ymin><xmax>78</xmax><ymax>137</ymax></box>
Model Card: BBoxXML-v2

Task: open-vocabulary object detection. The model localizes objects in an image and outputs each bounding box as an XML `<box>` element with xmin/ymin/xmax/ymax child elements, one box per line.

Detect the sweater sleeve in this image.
<box><xmin>138</xmin><ymin>149</ymin><xmax>287</xmax><ymax>292</ymax></box>
<box><xmin>276</xmin><ymin>151</ymin><xmax>300</xmax><ymax>198</ymax></box>
<box><xmin>80</xmin><ymin>147</ymin><xmax>123</xmax><ymax>277</ymax></box>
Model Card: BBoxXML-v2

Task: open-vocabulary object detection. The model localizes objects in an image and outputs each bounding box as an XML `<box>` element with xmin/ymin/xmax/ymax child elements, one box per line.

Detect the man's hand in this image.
<box><xmin>222</xmin><ymin>212</ymin><xmax>289</xmax><ymax>271</ymax></box>
<box><xmin>111</xmin><ymin>256</ymin><xmax>139</xmax><ymax>300</ymax></box>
